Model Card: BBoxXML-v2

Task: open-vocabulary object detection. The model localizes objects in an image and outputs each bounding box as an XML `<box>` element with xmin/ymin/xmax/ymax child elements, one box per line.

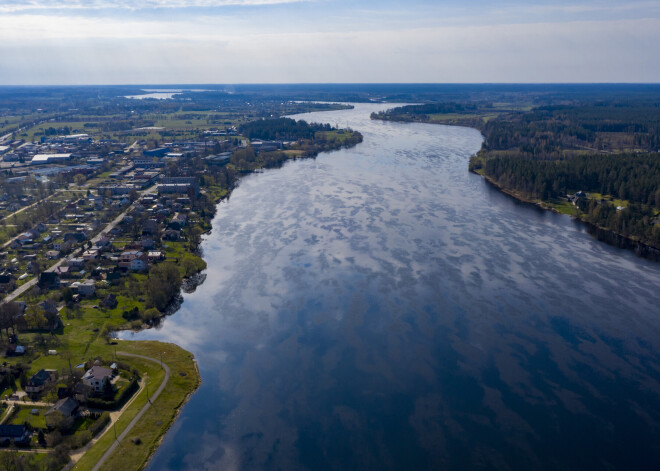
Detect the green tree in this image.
<box><xmin>145</xmin><ymin>263</ymin><xmax>181</xmax><ymax>311</ymax></box>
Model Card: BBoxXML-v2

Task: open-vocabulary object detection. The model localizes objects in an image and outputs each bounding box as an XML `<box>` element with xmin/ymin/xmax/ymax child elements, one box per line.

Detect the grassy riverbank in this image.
<box><xmin>71</xmin><ymin>341</ymin><xmax>198</xmax><ymax>471</ymax></box>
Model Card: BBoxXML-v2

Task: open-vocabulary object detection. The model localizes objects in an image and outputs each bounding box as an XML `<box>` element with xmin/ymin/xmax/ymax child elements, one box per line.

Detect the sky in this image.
<box><xmin>0</xmin><ymin>0</ymin><xmax>659</xmax><ymax>84</ymax></box>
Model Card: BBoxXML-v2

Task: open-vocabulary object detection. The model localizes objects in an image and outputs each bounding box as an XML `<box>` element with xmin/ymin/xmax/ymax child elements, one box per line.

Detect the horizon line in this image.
<box><xmin>1</xmin><ymin>82</ymin><xmax>660</xmax><ymax>87</ymax></box>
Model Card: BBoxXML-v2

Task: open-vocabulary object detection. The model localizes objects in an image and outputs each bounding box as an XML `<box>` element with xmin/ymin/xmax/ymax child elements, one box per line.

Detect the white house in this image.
<box><xmin>82</xmin><ymin>366</ymin><xmax>113</xmax><ymax>393</ymax></box>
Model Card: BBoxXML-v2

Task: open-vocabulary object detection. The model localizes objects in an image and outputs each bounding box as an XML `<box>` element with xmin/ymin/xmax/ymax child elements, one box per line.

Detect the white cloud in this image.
<box><xmin>0</xmin><ymin>15</ymin><xmax>658</xmax><ymax>84</ymax></box>
<box><xmin>516</xmin><ymin>0</ymin><xmax>660</xmax><ymax>15</ymax></box>
<box><xmin>0</xmin><ymin>0</ymin><xmax>305</xmax><ymax>13</ymax></box>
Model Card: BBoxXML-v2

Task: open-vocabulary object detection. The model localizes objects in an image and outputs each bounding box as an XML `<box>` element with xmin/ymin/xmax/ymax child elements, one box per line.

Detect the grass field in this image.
<box><xmin>9</xmin><ymin>405</ymin><xmax>50</xmax><ymax>429</ymax></box>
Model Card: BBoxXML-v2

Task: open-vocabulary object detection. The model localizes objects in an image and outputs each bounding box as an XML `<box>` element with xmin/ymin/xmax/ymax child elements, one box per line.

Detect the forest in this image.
<box><xmin>238</xmin><ymin>118</ymin><xmax>335</xmax><ymax>140</ymax></box>
<box><xmin>481</xmin><ymin>103</ymin><xmax>660</xmax><ymax>156</ymax></box>
<box><xmin>472</xmin><ymin>101</ymin><xmax>660</xmax><ymax>249</ymax></box>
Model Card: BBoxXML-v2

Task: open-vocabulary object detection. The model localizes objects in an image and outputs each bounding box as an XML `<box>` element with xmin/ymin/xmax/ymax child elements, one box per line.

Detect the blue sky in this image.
<box><xmin>0</xmin><ymin>0</ymin><xmax>659</xmax><ymax>84</ymax></box>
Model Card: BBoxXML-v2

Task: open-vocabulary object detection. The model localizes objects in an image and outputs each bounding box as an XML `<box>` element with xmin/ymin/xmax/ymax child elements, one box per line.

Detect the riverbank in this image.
<box><xmin>102</xmin><ymin>126</ymin><xmax>365</xmax><ymax>469</ymax></box>
<box><xmin>472</xmin><ymin>167</ymin><xmax>660</xmax><ymax>261</ymax></box>
<box><xmin>118</xmin><ymin>102</ymin><xmax>660</xmax><ymax>471</ymax></box>
<box><xmin>0</xmin><ymin>120</ymin><xmax>362</xmax><ymax>470</ymax></box>
<box><xmin>371</xmin><ymin>111</ymin><xmax>660</xmax><ymax>261</ymax></box>
<box><xmin>69</xmin><ymin>341</ymin><xmax>200</xmax><ymax>471</ymax></box>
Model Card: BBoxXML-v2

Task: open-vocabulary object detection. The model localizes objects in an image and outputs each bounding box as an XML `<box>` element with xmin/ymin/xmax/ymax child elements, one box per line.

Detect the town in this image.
<box><xmin>0</xmin><ymin>89</ymin><xmax>362</xmax><ymax>471</ymax></box>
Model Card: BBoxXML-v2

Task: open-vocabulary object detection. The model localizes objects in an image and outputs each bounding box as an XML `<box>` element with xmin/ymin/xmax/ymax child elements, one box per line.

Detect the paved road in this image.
<box><xmin>88</xmin><ymin>352</ymin><xmax>170</xmax><ymax>471</ymax></box>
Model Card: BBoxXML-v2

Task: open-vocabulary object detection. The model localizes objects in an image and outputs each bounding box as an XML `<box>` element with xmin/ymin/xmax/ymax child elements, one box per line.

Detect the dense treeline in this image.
<box><xmin>577</xmin><ymin>198</ymin><xmax>660</xmax><ymax>247</ymax></box>
<box><xmin>230</xmin><ymin>131</ymin><xmax>362</xmax><ymax>171</ymax></box>
<box><xmin>470</xmin><ymin>99</ymin><xmax>660</xmax><ymax>249</ymax></box>
<box><xmin>230</xmin><ymin>148</ymin><xmax>288</xmax><ymax>170</ymax></box>
<box><xmin>239</xmin><ymin>118</ymin><xmax>333</xmax><ymax>140</ymax></box>
<box><xmin>371</xmin><ymin>102</ymin><xmax>479</xmax><ymax>121</ymax></box>
<box><xmin>476</xmin><ymin>152</ymin><xmax>660</xmax><ymax>247</ymax></box>
<box><xmin>478</xmin><ymin>153</ymin><xmax>660</xmax><ymax>205</ymax></box>
<box><xmin>482</xmin><ymin>104</ymin><xmax>660</xmax><ymax>155</ymax></box>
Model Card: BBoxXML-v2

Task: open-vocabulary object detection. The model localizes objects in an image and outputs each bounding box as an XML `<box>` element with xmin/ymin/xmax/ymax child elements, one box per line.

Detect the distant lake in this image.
<box><xmin>122</xmin><ymin>103</ymin><xmax>660</xmax><ymax>470</ymax></box>
<box><xmin>124</xmin><ymin>89</ymin><xmax>209</xmax><ymax>100</ymax></box>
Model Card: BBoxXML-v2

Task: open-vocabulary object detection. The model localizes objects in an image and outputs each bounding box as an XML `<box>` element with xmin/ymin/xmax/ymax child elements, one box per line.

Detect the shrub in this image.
<box><xmin>89</xmin><ymin>412</ymin><xmax>110</xmax><ymax>437</ymax></box>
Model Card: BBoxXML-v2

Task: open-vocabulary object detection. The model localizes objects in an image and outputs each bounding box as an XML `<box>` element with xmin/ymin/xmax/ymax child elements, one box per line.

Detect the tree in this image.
<box><xmin>28</xmin><ymin>260</ymin><xmax>41</xmax><ymax>275</ymax></box>
<box><xmin>139</xmin><ymin>308</ymin><xmax>160</xmax><ymax>324</ymax></box>
<box><xmin>181</xmin><ymin>256</ymin><xmax>206</xmax><ymax>277</ymax></box>
<box><xmin>102</xmin><ymin>377</ymin><xmax>114</xmax><ymax>400</ymax></box>
<box><xmin>145</xmin><ymin>263</ymin><xmax>181</xmax><ymax>311</ymax></box>
<box><xmin>24</xmin><ymin>305</ymin><xmax>47</xmax><ymax>330</ymax></box>
<box><xmin>0</xmin><ymin>302</ymin><xmax>21</xmax><ymax>338</ymax></box>
<box><xmin>73</xmin><ymin>174</ymin><xmax>86</xmax><ymax>186</ymax></box>
<box><xmin>61</xmin><ymin>287</ymin><xmax>73</xmax><ymax>304</ymax></box>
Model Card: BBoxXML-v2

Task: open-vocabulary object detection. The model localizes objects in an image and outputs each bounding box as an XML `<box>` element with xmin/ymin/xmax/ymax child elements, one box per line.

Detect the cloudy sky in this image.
<box><xmin>0</xmin><ymin>0</ymin><xmax>659</xmax><ymax>84</ymax></box>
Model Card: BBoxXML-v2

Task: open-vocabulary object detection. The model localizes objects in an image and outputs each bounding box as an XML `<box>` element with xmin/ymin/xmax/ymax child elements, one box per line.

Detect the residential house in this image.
<box><xmin>25</xmin><ymin>369</ymin><xmax>56</xmax><ymax>394</ymax></box>
<box><xmin>170</xmin><ymin>213</ymin><xmax>187</xmax><ymax>228</ymax></box>
<box><xmin>141</xmin><ymin>237</ymin><xmax>155</xmax><ymax>250</ymax></box>
<box><xmin>67</xmin><ymin>258</ymin><xmax>86</xmax><ymax>270</ymax></box>
<box><xmin>77</xmin><ymin>279</ymin><xmax>96</xmax><ymax>297</ymax></box>
<box><xmin>147</xmin><ymin>251</ymin><xmax>164</xmax><ymax>262</ymax></box>
<box><xmin>45</xmin><ymin>397</ymin><xmax>80</xmax><ymax>429</ymax></box>
<box><xmin>54</xmin><ymin>266</ymin><xmax>71</xmax><ymax>278</ymax></box>
<box><xmin>38</xmin><ymin>300</ymin><xmax>58</xmax><ymax>316</ymax></box>
<box><xmin>82</xmin><ymin>249</ymin><xmax>99</xmax><ymax>261</ymax></box>
<box><xmin>93</xmin><ymin>236</ymin><xmax>112</xmax><ymax>252</ymax></box>
<box><xmin>73</xmin><ymin>382</ymin><xmax>93</xmax><ymax>403</ymax></box>
<box><xmin>82</xmin><ymin>366</ymin><xmax>113</xmax><ymax>393</ymax></box>
<box><xmin>16</xmin><ymin>232</ymin><xmax>33</xmax><ymax>244</ymax></box>
<box><xmin>119</xmin><ymin>250</ymin><xmax>143</xmax><ymax>263</ymax></box>
<box><xmin>129</xmin><ymin>255</ymin><xmax>148</xmax><ymax>271</ymax></box>
<box><xmin>0</xmin><ymin>425</ymin><xmax>31</xmax><ymax>445</ymax></box>
<box><xmin>46</xmin><ymin>250</ymin><xmax>60</xmax><ymax>260</ymax></box>
<box><xmin>52</xmin><ymin>240</ymin><xmax>73</xmax><ymax>252</ymax></box>
<box><xmin>163</xmin><ymin>229</ymin><xmax>181</xmax><ymax>241</ymax></box>
<box><xmin>6</xmin><ymin>345</ymin><xmax>25</xmax><ymax>356</ymax></box>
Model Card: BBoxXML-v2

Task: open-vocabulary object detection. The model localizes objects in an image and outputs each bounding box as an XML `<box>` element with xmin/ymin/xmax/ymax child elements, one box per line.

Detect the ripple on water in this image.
<box><xmin>124</xmin><ymin>104</ymin><xmax>660</xmax><ymax>471</ymax></box>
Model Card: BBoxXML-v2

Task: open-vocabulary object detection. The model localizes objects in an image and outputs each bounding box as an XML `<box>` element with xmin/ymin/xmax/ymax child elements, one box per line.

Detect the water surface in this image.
<box><xmin>124</xmin><ymin>103</ymin><xmax>660</xmax><ymax>470</ymax></box>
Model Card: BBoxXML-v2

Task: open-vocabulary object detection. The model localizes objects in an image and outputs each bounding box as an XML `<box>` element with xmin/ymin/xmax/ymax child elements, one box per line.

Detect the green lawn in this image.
<box><xmin>10</xmin><ymin>405</ymin><xmax>50</xmax><ymax>429</ymax></box>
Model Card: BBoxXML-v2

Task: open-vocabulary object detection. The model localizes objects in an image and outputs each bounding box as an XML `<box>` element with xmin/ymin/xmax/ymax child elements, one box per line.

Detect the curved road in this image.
<box><xmin>89</xmin><ymin>352</ymin><xmax>170</xmax><ymax>471</ymax></box>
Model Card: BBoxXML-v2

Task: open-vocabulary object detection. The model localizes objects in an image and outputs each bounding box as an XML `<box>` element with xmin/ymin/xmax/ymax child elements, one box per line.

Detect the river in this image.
<box><xmin>122</xmin><ymin>103</ymin><xmax>660</xmax><ymax>470</ymax></box>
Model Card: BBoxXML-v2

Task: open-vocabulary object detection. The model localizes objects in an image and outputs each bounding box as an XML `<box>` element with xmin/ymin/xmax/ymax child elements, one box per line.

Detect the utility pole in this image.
<box><xmin>146</xmin><ymin>380</ymin><xmax>150</xmax><ymax>404</ymax></box>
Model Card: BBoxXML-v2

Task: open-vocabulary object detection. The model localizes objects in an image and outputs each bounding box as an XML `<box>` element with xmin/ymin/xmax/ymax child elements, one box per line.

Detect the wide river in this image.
<box><xmin>123</xmin><ymin>103</ymin><xmax>660</xmax><ymax>470</ymax></box>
